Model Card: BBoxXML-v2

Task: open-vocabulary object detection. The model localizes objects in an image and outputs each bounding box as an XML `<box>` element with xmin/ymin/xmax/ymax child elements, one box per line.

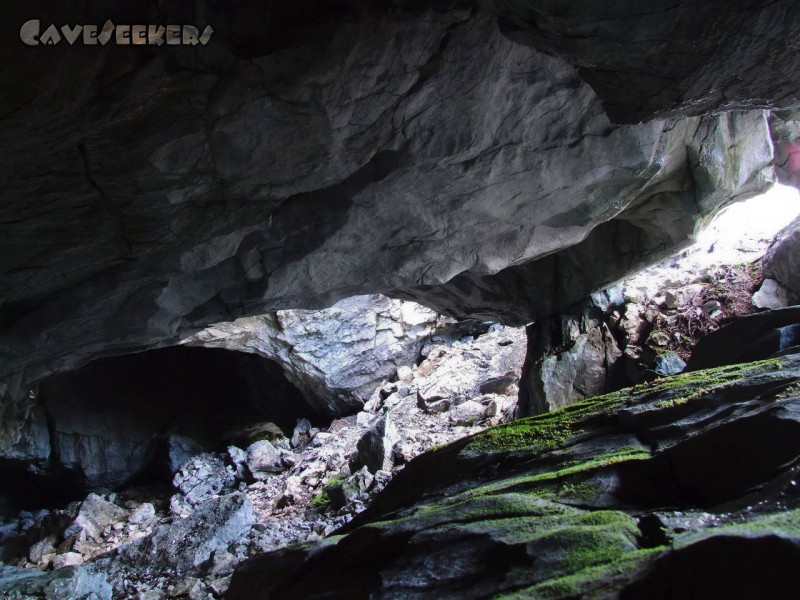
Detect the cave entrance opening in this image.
<box><xmin>1</xmin><ymin>346</ymin><xmax>322</xmax><ymax>514</ymax></box>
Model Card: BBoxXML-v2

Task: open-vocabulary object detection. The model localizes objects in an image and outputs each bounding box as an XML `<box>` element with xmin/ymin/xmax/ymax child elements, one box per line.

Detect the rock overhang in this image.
<box><xmin>0</xmin><ymin>1</ymin><xmax>797</xmax><ymax>394</ymax></box>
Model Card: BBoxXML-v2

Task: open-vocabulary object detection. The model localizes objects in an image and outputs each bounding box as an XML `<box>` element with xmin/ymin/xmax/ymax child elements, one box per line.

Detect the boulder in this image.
<box><xmin>246</xmin><ymin>441</ymin><xmax>285</xmax><ymax>480</ymax></box>
<box><xmin>51</xmin><ymin>552</ymin><xmax>84</xmax><ymax>569</ymax></box>
<box><xmin>326</xmin><ymin>467</ymin><xmax>375</xmax><ymax>511</ymax></box>
<box><xmin>114</xmin><ymin>492</ymin><xmax>255</xmax><ymax>574</ymax></box>
<box><xmin>173</xmin><ymin>454</ymin><xmax>236</xmax><ymax>505</ymax></box>
<box><xmin>653</xmin><ymin>351</ymin><xmax>687</xmax><ymax>376</ymax></box>
<box><xmin>164</xmin><ymin>435</ymin><xmax>205</xmax><ymax>476</ymax></box>
<box><xmin>448</xmin><ymin>400</ymin><xmax>487</xmax><ymax>426</ymax></box>
<box><xmin>28</xmin><ymin>535</ymin><xmax>57</xmax><ymax>565</ymax></box>
<box><xmin>64</xmin><ymin>494</ymin><xmax>128</xmax><ymax>542</ymax></box>
<box><xmin>0</xmin><ymin>564</ymin><xmax>111</xmax><ymax>600</ymax></box>
<box><xmin>519</xmin><ymin>294</ymin><xmax>626</xmax><ymax>416</ymax></box>
<box><xmin>290</xmin><ymin>419</ymin><xmax>314</xmax><ymax>450</ymax></box>
<box><xmin>350</xmin><ymin>415</ymin><xmax>399</xmax><ymax>475</ymax></box>
<box><xmin>414</xmin><ymin>326</ymin><xmax>527</xmax><ymax>405</ymax></box>
<box><xmin>763</xmin><ymin>215</ymin><xmax>800</xmax><ymax>301</ymax></box>
<box><xmin>752</xmin><ymin>278</ymin><xmax>795</xmax><ymax>310</ymax></box>
<box><xmin>128</xmin><ymin>503</ymin><xmax>156</xmax><ymax>526</ymax></box>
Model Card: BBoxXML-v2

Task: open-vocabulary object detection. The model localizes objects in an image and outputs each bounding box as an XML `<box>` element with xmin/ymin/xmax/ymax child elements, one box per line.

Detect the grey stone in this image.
<box><xmin>0</xmin><ymin>565</ymin><xmax>111</xmax><ymax>600</ymax></box>
<box><xmin>51</xmin><ymin>552</ymin><xmax>84</xmax><ymax>569</ymax></box>
<box><xmin>702</xmin><ymin>301</ymin><xmax>723</xmax><ymax>318</ymax></box>
<box><xmin>519</xmin><ymin>298</ymin><xmax>624</xmax><ymax>416</ymax></box>
<box><xmin>28</xmin><ymin>535</ymin><xmax>57</xmax><ymax>564</ymax></box>
<box><xmin>764</xmin><ymin>215</ymin><xmax>800</xmax><ymax>302</ymax></box>
<box><xmin>0</xmin><ymin>400</ymin><xmax>50</xmax><ymax>472</ymax></box>
<box><xmin>290</xmin><ymin>419</ymin><xmax>314</xmax><ymax>449</ymax></box>
<box><xmin>173</xmin><ymin>454</ymin><xmax>236</xmax><ymax>505</ymax></box>
<box><xmin>64</xmin><ymin>494</ymin><xmax>128</xmax><ymax>542</ymax></box>
<box><xmin>245</xmin><ymin>440</ymin><xmax>284</xmax><ymax>480</ymax></box>
<box><xmin>356</xmin><ymin>412</ymin><xmax>375</xmax><ymax>428</ymax></box>
<box><xmin>415</xmin><ymin>327</ymin><xmax>527</xmax><ymax>405</ymax></box>
<box><xmin>350</xmin><ymin>415</ymin><xmax>398</xmax><ymax>475</ymax></box>
<box><xmin>311</xmin><ymin>432</ymin><xmax>333</xmax><ymax>447</ymax></box>
<box><xmin>448</xmin><ymin>400</ymin><xmax>487</xmax><ymax>426</ymax></box>
<box><xmin>654</xmin><ymin>351</ymin><xmax>687</xmax><ymax>376</ymax></box>
<box><xmin>227</xmin><ymin>445</ymin><xmax>249</xmax><ymax>481</ymax></box>
<box><xmin>185</xmin><ymin>295</ymin><xmax>439</xmax><ymax>417</ymax></box>
<box><xmin>165</xmin><ymin>435</ymin><xmax>205</xmax><ymax>475</ymax></box>
<box><xmin>769</xmin><ymin>111</ymin><xmax>800</xmax><ymax>189</ymax></box>
<box><xmin>116</xmin><ymin>492</ymin><xmax>255</xmax><ymax>573</ymax></box>
<box><xmin>128</xmin><ymin>503</ymin><xmax>156</xmax><ymax>526</ymax></box>
<box><xmin>486</xmin><ymin>1</ymin><xmax>800</xmax><ymax>122</ymax></box>
<box><xmin>688</xmin><ymin>306</ymin><xmax>800</xmax><ymax>370</ymax></box>
<box><xmin>38</xmin><ymin>376</ymin><xmax>171</xmax><ymax>489</ymax></box>
<box><xmin>752</xmin><ymin>279</ymin><xmax>795</xmax><ymax>310</ymax></box>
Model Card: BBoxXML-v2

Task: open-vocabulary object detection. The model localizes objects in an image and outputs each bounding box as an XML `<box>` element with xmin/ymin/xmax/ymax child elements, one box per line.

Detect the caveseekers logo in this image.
<box><xmin>20</xmin><ymin>19</ymin><xmax>214</xmax><ymax>46</ymax></box>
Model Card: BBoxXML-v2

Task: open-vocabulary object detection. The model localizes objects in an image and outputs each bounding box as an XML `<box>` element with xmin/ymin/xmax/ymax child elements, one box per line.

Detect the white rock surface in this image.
<box><xmin>753</xmin><ymin>278</ymin><xmax>795</xmax><ymax>309</ymax></box>
<box><xmin>184</xmin><ymin>295</ymin><xmax>442</xmax><ymax>416</ymax></box>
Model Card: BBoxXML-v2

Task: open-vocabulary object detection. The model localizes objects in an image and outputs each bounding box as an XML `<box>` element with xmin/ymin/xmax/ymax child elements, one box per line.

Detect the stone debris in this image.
<box><xmin>520</xmin><ymin>199</ymin><xmax>799</xmax><ymax>415</ymax></box>
<box><xmin>0</xmin><ymin>321</ymin><xmax>525</xmax><ymax>597</ymax></box>
<box><xmin>173</xmin><ymin>454</ymin><xmax>236</xmax><ymax>506</ymax></box>
<box><xmin>64</xmin><ymin>494</ymin><xmax>129</xmax><ymax>542</ymax></box>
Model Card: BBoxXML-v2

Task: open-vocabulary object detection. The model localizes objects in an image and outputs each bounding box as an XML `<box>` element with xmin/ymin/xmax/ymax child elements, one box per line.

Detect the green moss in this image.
<box><xmin>657</xmin><ymin>397</ymin><xmax>689</xmax><ymax>408</ymax></box>
<box><xmin>407</xmin><ymin>493</ymin><xmax>578</xmax><ymax>527</ymax></box>
<box><xmin>462</xmin><ymin>357</ymin><xmax>785</xmax><ymax>458</ymax></box>
<box><xmin>676</xmin><ymin>507</ymin><xmax>800</xmax><ymax>548</ymax></box>
<box><xmin>310</xmin><ymin>473</ymin><xmax>349</xmax><ymax>508</ymax></box>
<box><xmin>496</xmin><ymin>547</ymin><xmax>665</xmax><ymax>600</ymax></box>
<box><xmin>463</xmin><ymin>390</ymin><xmax>627</xmax><ymax>455</ymax></box>
<box><xmin>450</xmin><ymin>446</ymin><xmax>650</xmax><ymax>505</ymax></box>
<box><xmin>310</xmin><ymin>488</ymin><xmax>332</xmax><ymax>508</ymax></box>
<box><xmin>558</xmin><ymin>481</ymin><xmax>602</xmax><ymax>502</ymax></box>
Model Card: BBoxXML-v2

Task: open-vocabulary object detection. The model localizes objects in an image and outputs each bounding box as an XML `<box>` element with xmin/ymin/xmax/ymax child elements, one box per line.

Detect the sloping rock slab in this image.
<box><xmin>228</xmin><ymin>356</ymin><xmax>800</xmax><ymax>598</ymax></box>
<box><xmin>687</xmin><ymin>306</ymin><xmax>800</xmax><ymax>370</ymax></box>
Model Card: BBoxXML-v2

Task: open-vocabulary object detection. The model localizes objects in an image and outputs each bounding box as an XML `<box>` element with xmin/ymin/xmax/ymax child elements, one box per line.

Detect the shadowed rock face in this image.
<box><xmin>0</xmin><ymin>1</ymin><xmax>787</xmax><ymax>393</ymax></box>
<box><xmin>486</xmin><ymin>0</ymin><xmax>800</xmax><ymax>123</ymax></box>
<box><xmin>0</xmin><ymin>346</ymin><xmax>317</xmax><ymax>499</ymax></box>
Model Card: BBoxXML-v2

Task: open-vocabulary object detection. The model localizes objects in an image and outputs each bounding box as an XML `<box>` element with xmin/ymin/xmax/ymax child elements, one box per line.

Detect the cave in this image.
<box><xmin>3</xmin><ymin>0</ymin><xmax>800</xmax><ymax>597</ymax></box>
<box><xmin>0</xmin><ymin>346</ymin><xmax>319</xmax><ymax>514</ymax></box>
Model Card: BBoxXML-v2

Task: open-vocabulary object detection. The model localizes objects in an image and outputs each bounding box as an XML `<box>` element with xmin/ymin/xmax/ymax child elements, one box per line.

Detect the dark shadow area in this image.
<box><xmin>2</xmin><ymin>347</ymin><xmax>321</xmax><ymax>511</ymax></box>
<box><xmin>0</xmin><ymin>459</ymin><xmax>85</xmax><ymax>516</ymax></box>
<box><xmin>621</xmin><ymin>535</ymin><xmax>800</xmax><ymax>599</ymax></box>
<box><xmin>615</xmin><ymin>409</ymin><xmax>800</xmax><ymax>509</ymax></box>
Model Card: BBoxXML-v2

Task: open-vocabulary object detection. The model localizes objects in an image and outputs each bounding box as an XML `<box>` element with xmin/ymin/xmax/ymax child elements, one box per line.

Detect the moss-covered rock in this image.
<box><xmin>228</xmin><ymin>356</ymin><xmax>800</xmax><ymax>598</ymax></box>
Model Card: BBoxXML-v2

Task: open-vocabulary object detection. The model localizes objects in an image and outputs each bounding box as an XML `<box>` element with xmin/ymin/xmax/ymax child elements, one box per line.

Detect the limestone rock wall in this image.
<box><xmin>0</xmin><ymin>6</ymin><xmax>776</xmax><ymax>396</ymax></box>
